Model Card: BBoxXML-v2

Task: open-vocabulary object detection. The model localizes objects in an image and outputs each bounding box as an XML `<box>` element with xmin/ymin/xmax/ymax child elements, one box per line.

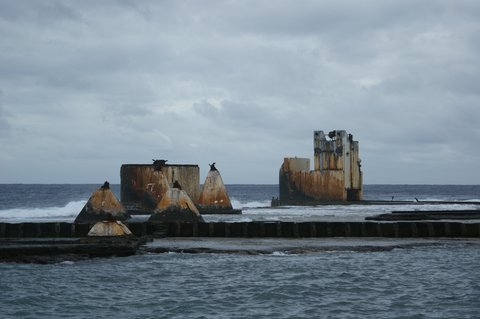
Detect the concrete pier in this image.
<box><xmin>1</xmin><ymin>221</ymin><xmax>479</xmax><ymax>239</ymax></box>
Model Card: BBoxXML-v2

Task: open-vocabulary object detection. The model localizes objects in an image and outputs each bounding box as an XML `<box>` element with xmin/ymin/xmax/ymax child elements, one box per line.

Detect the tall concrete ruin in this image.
<box><xmin>120</xmin><ymin>161</ymin><xmax>200</xmax><ymax>211</ymax></box>
<box><xmin>279</xmin><ymin>130</ymin><xmax>362</xmax><ymax>203</ymax></box>
<box><xmin>120</xmin><ymin>160</ymin><xmax>239</xmax><ymax>217</ymax></box>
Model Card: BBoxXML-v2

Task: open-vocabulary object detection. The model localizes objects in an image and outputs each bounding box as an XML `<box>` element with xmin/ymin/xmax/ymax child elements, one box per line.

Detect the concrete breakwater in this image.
<box><xmin>1</xmin><ymin>221</ymin><xmax>479</xmax><ymax>238</ymax></box>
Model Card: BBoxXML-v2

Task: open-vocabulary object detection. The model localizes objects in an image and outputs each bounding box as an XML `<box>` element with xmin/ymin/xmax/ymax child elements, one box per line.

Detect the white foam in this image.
<box><xmin>271</xmin><ymin>251</ymin><xmax>289</xmax><ymax>256</ymax></box>
<box><xmin>0</xmin><ymin>200</ymin><xmax>86</xmax><ymax>222</ymax></box>
<box><xmin>231</xmin><ymin>198</ymin><xmax>271</xmax><ymax>209</ymax></box>
<box><xmin>203</xmin><ymin>202</ymin><xmax>480</xmax><ymax>223</ymax></box>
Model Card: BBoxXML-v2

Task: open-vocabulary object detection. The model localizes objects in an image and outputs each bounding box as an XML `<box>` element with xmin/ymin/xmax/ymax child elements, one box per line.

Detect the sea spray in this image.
<box><xmin>0</xmin><ymin>200</ymin><xmax>86</xmax><ymax>222</ymax></box>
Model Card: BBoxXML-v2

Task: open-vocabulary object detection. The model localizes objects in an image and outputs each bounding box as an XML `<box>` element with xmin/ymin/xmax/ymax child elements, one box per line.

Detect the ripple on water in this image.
<box><xmin>0</xmin><ymin>244</ymin><xmax>479</xmax><ymax>319</ymax></box>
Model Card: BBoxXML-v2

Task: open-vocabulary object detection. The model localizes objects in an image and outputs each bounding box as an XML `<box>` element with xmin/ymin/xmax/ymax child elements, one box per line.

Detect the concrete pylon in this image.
<box><xmin>149</xmin><ymin>188</ymin><xmax>204</xmax><ymax>222</ymax></box>
<box><xmin>87</xmin><ymin>220</ymin><xmax>133</xmax><ymax>237</ymax></box>
<box><xmin>75</xmin><ymin>182</ymin><xmax>130</xmax><ymax>223</ymax></box>
<box><xmin>141</xmin><ymin>170</ymin><xmax>170</xmax><ymax>209</ymax></box>
<box><xmin>197</xmin><ymin>164</ymin><xmax>240</xmax><ymax>214</ymax></box>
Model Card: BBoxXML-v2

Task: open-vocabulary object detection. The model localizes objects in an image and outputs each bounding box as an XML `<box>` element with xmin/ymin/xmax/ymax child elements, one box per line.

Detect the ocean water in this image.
<box><xmin>0</xmin><ymin>184</ymin><xmax>479</xmax><ymax>223</ymax></box>
<box><xmin>1</xmin><ymin>184</ymin><xmax>480</xmax><ymax>318</ymax></box>
<box><xmin>1</xmin><ymin>241</ymin><xmax>479</xmax><ymax>319</ymax></box>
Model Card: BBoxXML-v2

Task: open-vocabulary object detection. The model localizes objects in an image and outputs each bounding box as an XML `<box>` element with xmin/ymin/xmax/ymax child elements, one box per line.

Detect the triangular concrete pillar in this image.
<box><xmin>87</xmin><ymin>220</ymin><xmax>133</xmax><ymax>237</ymax></box>
<box><xmin>141</xmin><ymin>170</ymin><xmax>170</xmax><ymax>209</ymax></box>
<box><xmin>75</xmin><ymin>182</ymin><xmax>130</xmax><ymax>223</ymax></box>
<box><xmin>149</xmin><ymin>188</ymin><xmax>204</xmax><ymax>222</ymax></box>
<box><xmin>198</xmin><ymin>164</ymin><xmax>240</xmax><ymax>214</ymax></box>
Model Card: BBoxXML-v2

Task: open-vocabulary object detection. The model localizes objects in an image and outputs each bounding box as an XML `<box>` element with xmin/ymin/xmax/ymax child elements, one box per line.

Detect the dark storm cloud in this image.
<box><xmin>0</xmin><ymin>0</ymin><xmax>479</xmax><ymax>183</ymax></box>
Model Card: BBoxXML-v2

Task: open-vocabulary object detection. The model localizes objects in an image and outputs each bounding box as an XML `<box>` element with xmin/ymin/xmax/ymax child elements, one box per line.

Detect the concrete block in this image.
<box><xmin>227</xmin><ymin>223</ymin><xmax>244</xmax><ymax>237</ymax></box>
<box><xmin>330</xmin><ymin>222</ymin><xmax>346</xmax><ymax>236</ymax></box>
<box><xmin>415</xmin><ymin>222</ymin><xmax>430</xmax><ymax>237</ymax></box>
<box><xmin>349</xmin><ymin>222</ymin><xmax>363</xmax><ymax>237</ymax></box>
<box><xmin>298</xmin><ymin>222</ymin><xmax>313</xmax><ymax>237</ymax></box>
<box><xmin>281</xmin><ymin>222</ymin><xmax>295</xmax><ymax>237</ymax></box>
<box><xmin>432</xmin><ymin>223</ymin><xmax>446</xmax><ymax>237</ymax></box>
<box><xmin>263</xmin><ymin>222</ymin><xmax>277</xmax><ymax>237</ymax></box>
<box><xmin>198</xmin><ymin>222</ymin><xmax>210</xmax><ymax>237</ymax></box>
<box><xmin>213</xmin><ymin>222</ymin><xmax>226</xmax><ymax>237</ymax></box>
<box><xmin>449</xmin><ymin>223</ymin><xmax>463</xmax><ymax>237</ymax></box>
<box><xmin>315</xmin><ymin>222</ymin><xmax>328</xmax><ymax>237</ymax></box>
<box><xmin>397</xmin><ymin>222</ymin><xmax>413</xmax><ymax>237</ymax></box>
<box><xmin>364</xmin><ymin>222</ymin><xmax>379</xmax><ymax>237</ymax></box>
<box><xmin>127</xmin><ymin>222</ymin><xmax>148</xmax><ymax>237</ymax></box>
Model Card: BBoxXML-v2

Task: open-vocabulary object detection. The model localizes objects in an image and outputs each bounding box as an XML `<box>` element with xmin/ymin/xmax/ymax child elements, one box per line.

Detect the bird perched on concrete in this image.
<box><xmin>209</xmin><ymin>162</ymin><xmax>217</xmax><ymax>171</ymax></box>
<box><xmin>152</xmin><ymin>159</ymin><xmax>168</xmax><ymax>171</ymax></box>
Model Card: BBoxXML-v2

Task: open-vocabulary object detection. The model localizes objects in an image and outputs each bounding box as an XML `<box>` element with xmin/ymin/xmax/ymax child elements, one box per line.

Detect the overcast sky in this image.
<box><xmin>0</xmin><ymin>0</ymin><xmax>479</xmax><ymax>184</ymax></box>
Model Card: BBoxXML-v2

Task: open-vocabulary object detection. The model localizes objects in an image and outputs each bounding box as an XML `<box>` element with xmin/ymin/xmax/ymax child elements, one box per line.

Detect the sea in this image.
<box><xmin>1</xmin><ymin>184</ymin><xmax>479</xmax><ymax>318</ymax></box>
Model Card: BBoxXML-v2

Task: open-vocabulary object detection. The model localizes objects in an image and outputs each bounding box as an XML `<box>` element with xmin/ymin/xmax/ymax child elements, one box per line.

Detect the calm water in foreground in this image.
<box><xmin>1</xmin><ymin>242</ymin><xmax>479</xmax><ymax>319</ymax></box>
<box><xmin>0</xmin><ymin>184</ymin><xmax>479</xmax><ymax>318</ymax></box>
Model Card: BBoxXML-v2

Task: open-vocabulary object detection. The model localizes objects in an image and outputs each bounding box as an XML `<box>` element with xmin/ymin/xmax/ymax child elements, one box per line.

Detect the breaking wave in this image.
<box><xmin>231</xmin><ymin>198</ymin><xmax>271</xmax><ymax>209</ymax></box>
<box><xmin>0</xmin><ymin>200</ymin><xmax>86</xmax><ymax>222</ymax></box>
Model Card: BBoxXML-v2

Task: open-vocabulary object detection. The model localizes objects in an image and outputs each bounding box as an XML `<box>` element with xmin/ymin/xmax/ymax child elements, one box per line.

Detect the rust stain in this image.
<box><xmin>88</xmin><ymin>188</ymin><xmax>127</xmax><ymax>214</ymax></box>
<box><xmin>87</xmin><ymin>221</ymin><xmax>133</xmax><ymax>237</ymax></box>
<box><xmin>155</xmin><ymin>188</ymin><xmax>200</xmax><ymax>215</ymax></box>
<box><xmin>120</xmin><ymin>163</ymin><xmax>200</xmax><ymax>207</ymax></box>
<box><xmin>279</xmin><ymin>130</ymin><xmax>362</xmax><ymax>203</ymax></box>
<box><xmin>198</xmin><ymin>169</ymin><xmax>233</xmax><ymax>209</ymax></box>
<box><xmin>75</xmin><ymin>183</ymin><xmax>130</xmax><ymax>223</ymax></box>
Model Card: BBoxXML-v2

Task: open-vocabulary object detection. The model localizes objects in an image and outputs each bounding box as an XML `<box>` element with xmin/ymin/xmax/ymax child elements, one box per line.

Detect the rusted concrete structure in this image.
<box><xmin>87</xmin><ymin>220</ymin><xmax>133</xmax><ymax>237</ymax></box>
<box><xmin>149</xmin><ymin>188</ymin><xmax>204</xmax><ymax>223</ymax></box>
<box><xmin>279</xmin><ymin>130</ymin><xmax>362</xmax><ymax>203</ymax></box>
<box><xmin>75</xmin><ymin>182</ymin><xmax>130</xmax><ymax>223</ymax></box>
<box><xmin>121</xmin><ymin>162</ymin><xmax>200</xmax><ymax>210</ymax></box>
<box><xmin>197</xmin><ymin>164</ymin><xmax>240</xmax><ymax>214</ymax></box>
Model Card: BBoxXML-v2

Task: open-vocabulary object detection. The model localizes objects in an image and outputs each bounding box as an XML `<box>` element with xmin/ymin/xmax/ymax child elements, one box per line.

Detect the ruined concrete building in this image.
<box><xmin>279</xmin><ymin>130</ymin><xmax>362</xmax><ymax>203</ymax></box>
<box><xmin>120</xmin><ymin>162</ymin><xmax>200</xmax><ymax>212</ymax></box>
<box><xmin>120</xmin><ymin>160</ymin><xmax>239</xmax><ymax>215</ymax></box>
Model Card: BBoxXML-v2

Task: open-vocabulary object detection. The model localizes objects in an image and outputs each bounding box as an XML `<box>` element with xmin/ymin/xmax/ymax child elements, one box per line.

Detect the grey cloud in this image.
<box><xmin>193</xmin><ymin>100</ymin><xmax>219</xmax><ymax>117</ymax></box>
<box><xmin>0</xmin><ymin>1</ymin><xmax>80</xmax><ymax>23</ymax></box>
<box><xmin>0</xmin><ymin>0</ymin><xmax>479</xmax><ymax>183</ymax></box>
<box><xmin>0</xmin><ymin>97</ymin><xmax>10</xmax><ymax>138</ymax></box>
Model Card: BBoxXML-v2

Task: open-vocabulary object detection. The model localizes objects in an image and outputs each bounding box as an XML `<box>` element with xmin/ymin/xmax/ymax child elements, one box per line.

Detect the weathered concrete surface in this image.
<box><xmin>198</xmin><ymin>165</ymin><xmax>240</xmax><ymax>214</ymax></box>
<box><xmin>88</xmin><ymin>220</ymin><xmax>133</xmax><ymax>236</ymax></box>
<box><xmin>121</xmin><ymin>163</ymin><xmax>200</xmax><ymax>208</ymax></box>
<box><xmin>157</xmin><ymin>221</ymin><xmax>480</xmax><ymax>238</ymax></box>
<box><xmin>1</xmin><ymin>221</ymin><xmax>480</xmax><ymax>238</ymax></box>
<box><xmin>142</xmin><ymin>170</ymin><xmax>171</xmax><ymax>209</ymax></box>
<box><xmin>279</xmin><ymin>130</ymin><xmax>362</xmax><ymax>203</ymax></box>
<box><xmin>280</xmin><ymin>168</ymin><xmax>345</xmax><ymax>201</ymax></box>
<box><xmin>149</xmin><ymin>188</ymin><xmax>204</xmax><ymax>223</ymax></box>
<box><xmin>75</xmin><ymin>183</ymin><xmax>130</xmax><ymax>223</ymax></box>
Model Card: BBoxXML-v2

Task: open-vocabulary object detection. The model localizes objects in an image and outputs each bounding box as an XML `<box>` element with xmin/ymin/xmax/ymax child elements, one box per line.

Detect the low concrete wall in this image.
<box><xmin>1</xmin><ymin>221</ymin><xmax>479</xmax><ymax>238</ymax></box>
